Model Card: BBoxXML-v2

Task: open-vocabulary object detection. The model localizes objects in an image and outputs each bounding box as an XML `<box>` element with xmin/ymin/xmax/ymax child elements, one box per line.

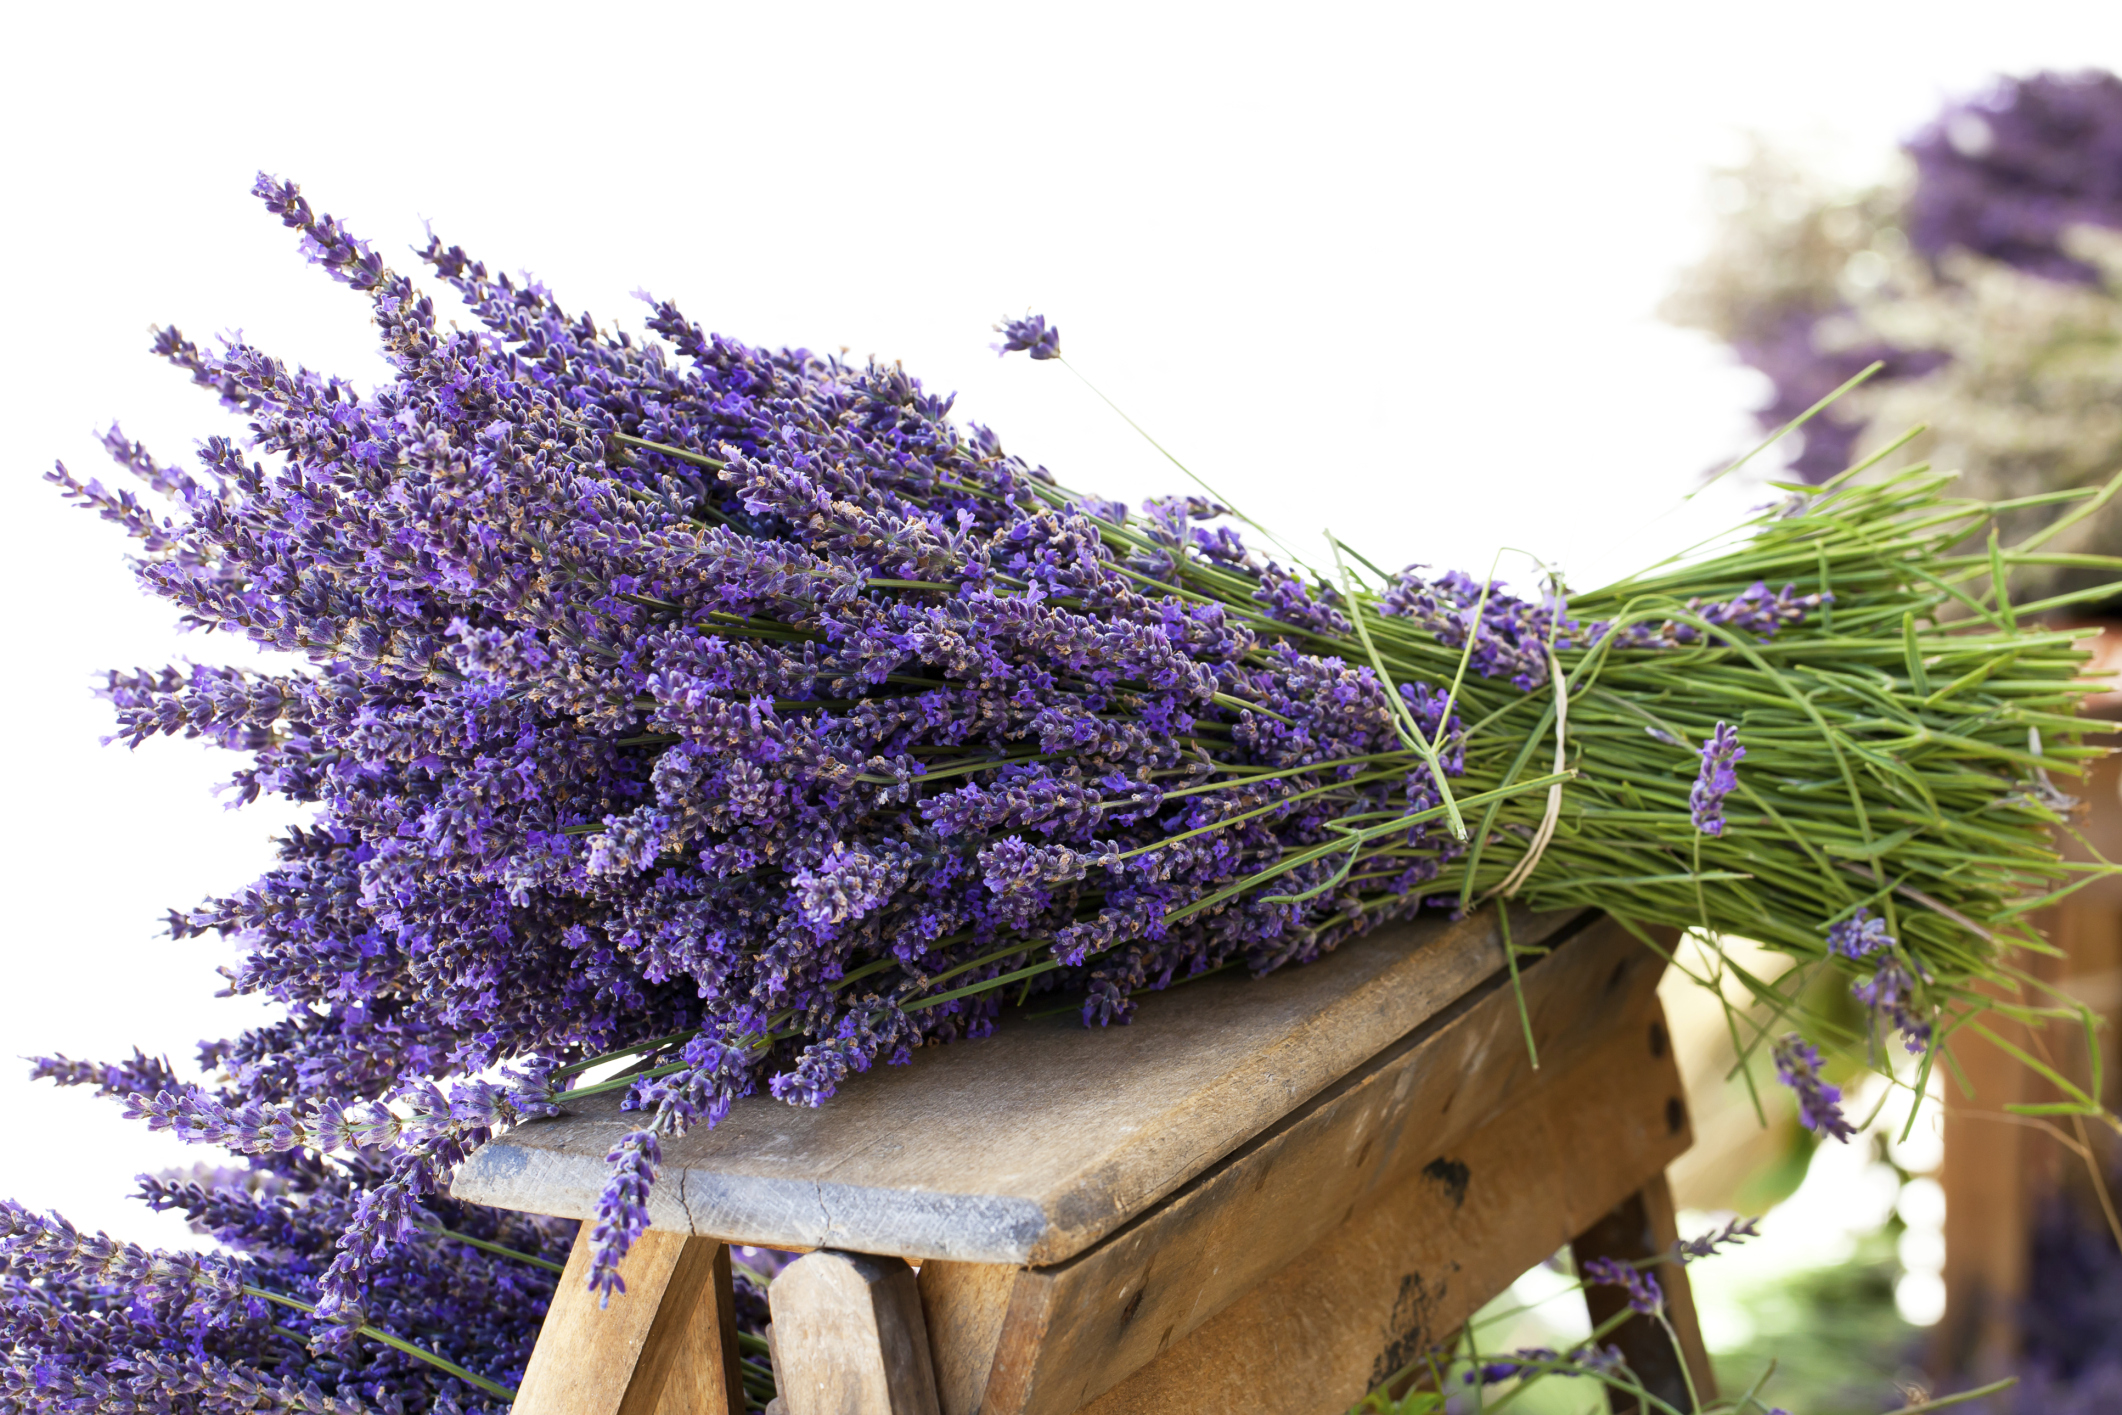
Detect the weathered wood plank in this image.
<box><xmin>514</xmin><ymin>1227</ymin><xmax>742</xmax><ymax>1415</ymax></box>
<box><xmin>915</xmin><ymin>1263</ymin><xmax>1018</xmax><ymax>1415</ymax></box>
<box><xmin>917</xmin><ymin>914</ymin><xmax>1664</xmax><ymax>1415</ymax></box>
<box><xmin>769</xmin><ymin>1251</ymin><xmax>942</xmax><ymax>1415</ymax></box>
<box><xmin>1074</xmin><ymin>988</ymin><xmax>1693</xmax><ymax>1415</ymax></box>
<box><xmin>455</xmin><ymin>906</ymin><xmax>1583</xmax><ymax>1265</ymax></box>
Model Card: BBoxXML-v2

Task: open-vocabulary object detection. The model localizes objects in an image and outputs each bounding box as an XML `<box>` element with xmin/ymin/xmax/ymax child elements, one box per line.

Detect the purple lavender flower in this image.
<box><xmin>1578</xmin><ymin>1255</ymin><xmax>1663</xmax><ymax>1315</ymax></box>
<box><xmin>1689</xmin><ymin>722</ymin><xmax>1744</xmax><ymax>835</ymax></box>
<box><xmin>1379</xmin><ymin>568</ymin><xmax>1573</xmax><ymax>691</ymax></box>
<box><xmin>1465</xmin><ymin>1348</ymin><xmax>1558</xmax><ymax>1383</ymax></box>
<box><xmin>1827</xmin><ymin>906</ymin><xmax>1891</xmax><ymax>959</ymax></box>
<box><xmin>1852</xmin><ymin>954</ymin><xmax>1933</xmax><ymax>1054</ymax></box>
<box><xmin>1675</xmin><ymin>1214</ymin><xmax>1761</xmax><ymax>1263</ymax></box>
<box><xmin>1455</xmin><ymin>1342</ymin><xmax>1630</xmax><ymax>1388</ymax></box>
<box><xmin>1773</xmin><ymin>1034</ymin><xmax>1856</xmax><ymax>1141</ymax></box>
<box><xmin>1590</xmin><ymin>582</ymin><xmax>1829</xmax><ymax>650</ymax></box>
<box><xmin>993</xmin><ymin>313</ymin><xmax>1061</xmax><ymax>360</ymax></box>
<box><xmin>589</xmin><ymin>1130</ymin><xmax>661</xmax><ymax>1303</ymax></box>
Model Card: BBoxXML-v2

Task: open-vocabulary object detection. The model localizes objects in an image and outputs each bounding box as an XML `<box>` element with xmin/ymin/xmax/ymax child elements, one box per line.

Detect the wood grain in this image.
<box><xmin>1075</xmin><ymin>985</ymin><xmax>1693</xmax><ymax>1415</ymax></box>
<box><xmin>769</xmin><ymin>1251</ymin><xmax>942</xmax><ymax>1415</ymax></box>
<box><xmin>455</xmin><ymin>906</ymin><xmax>1582</xmax><ymax>1265</ymax></box>
<box><xmin>916</xmin><ymin>1263</ymin><xmax>1019</xmax><ymax>1415</ymax></box>
<box><xmin>514</xmin><ymin>1227</ymin><xmax>742</xmax><ymax>1415</ymax></box>
<box><xmin>917</xmin><ymin>913</ymin><xmax>1662</xmax><ymax>1415</ymax></box>
<box><xmin>621</xmin><ymin>1239</ymin><xmax>746</xmax><ymax>1415</ymax></box>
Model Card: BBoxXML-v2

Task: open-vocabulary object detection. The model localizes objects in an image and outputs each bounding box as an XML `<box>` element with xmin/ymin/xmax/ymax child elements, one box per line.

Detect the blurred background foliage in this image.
<box><xmin>1666</xmin><ymin>70</ymin><xmax>2122</xmax><ymax>603</ymax></box>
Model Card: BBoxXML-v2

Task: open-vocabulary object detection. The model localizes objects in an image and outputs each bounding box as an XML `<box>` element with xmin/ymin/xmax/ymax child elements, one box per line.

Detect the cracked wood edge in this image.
<box><xmin>454</xmin><ymin>906</ymin><xmax>1585</xmax><ymax>1266</ymax></box>
<box><xmin>916</xmin><ymin>915</ymin><xmax>1667</xmax><ymax>1415</ymax></box>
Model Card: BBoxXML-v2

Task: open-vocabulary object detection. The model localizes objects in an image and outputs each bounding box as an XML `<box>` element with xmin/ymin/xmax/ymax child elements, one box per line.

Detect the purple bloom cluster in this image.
<box><xmin>1595</xmin><ymin>581</ymin><xmax>1830</xmax><ymax>651</ymax></box>
<box><xmin>1</xmin><ymin>1150</ymin><xmax>580</xmax><ymax>1413</ymax></box>
<box><xmin>1688</xmin><ymin>722</ymin><xmax>1744</xmax><ymax>836</ymax></box>
<box><xmin>1772</xmin><ymin>1034</ymin><xmax>1856</xmax><ymax>1142</ymax></box>
<box><xmin>1578</xmin><ymin>1255</ymin><xmax>1664</xmax><ymax>1316</ymax></box>
<box><xmin>1377</xmin><ymin>573</ymin><xmax>1819</xmax><ymax>691</ymax></box>
<box><xmin>1825</xmin><ymin>909</ymin><xmax>1932</xmax><ymax>1053</ymax></box>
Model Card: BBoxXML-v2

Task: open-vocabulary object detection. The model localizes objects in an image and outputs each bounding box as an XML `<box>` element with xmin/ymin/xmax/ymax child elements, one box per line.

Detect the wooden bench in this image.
<box><xmin>454</xmin><ymin>907</ymin><xmax>1715</xmax><ymax>1414</ymax></box>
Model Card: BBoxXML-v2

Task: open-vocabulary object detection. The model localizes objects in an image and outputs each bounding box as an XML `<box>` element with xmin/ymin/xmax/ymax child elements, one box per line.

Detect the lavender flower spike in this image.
<box><xmin>1579</xmin><ymin>1255</ymin><xmax>1663</xmax><ymax>1315</ymax></box>
<box><xmin>1853</xmin><ymin>954</ymin><xmax>1934</xmax><ymax>1054</ymax></box>
<box><xmin>589</xmin><ymin>1129</ymin><xmax>661</xmax><ymax>1303</ymax></box>
<box><xmin>1773</xmin><ymin>1034</ymin><xmax>1856</xmax><ymax>1141</ymax></box>
<box><xmin>1675</xmin><ymin>1214</ymin><xmax>1761</xmax><ymax>1263</ymax></box>
<box><xmin>1689</xmin><ymin>721</ymin><xmax>1744</xmax><ymax>835</ymax></box>
<box><xmin>1827</xmin><ymin>906</ymin><xmax>1892</xmax><ymax>959</ymax></box>
<box><xmin>994</xmin><ymin>313</ymin><xmax>1061</xmax><ymax>360</ymax></box>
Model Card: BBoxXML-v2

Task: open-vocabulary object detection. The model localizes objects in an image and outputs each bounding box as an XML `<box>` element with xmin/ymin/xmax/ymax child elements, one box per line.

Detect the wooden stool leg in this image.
<box><xmin>1570</xmin><ymin>1175</ymin><xmax>1715</xmax><ymax>1413</ymax></box>
<box><xmin>768</xmin><ymin>1250</ymin><xmax>942</xmax><ymax>1415</ymax></box>
<box><xmin>514</xmin><ymin>1227</ymin><xmax>746</xmax><ymax>1414</ymax></box>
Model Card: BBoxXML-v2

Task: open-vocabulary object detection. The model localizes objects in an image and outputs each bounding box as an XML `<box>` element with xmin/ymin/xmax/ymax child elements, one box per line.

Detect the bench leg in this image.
<box><xmin>1570</xmin><ymin>1174</ymin><xmax>1716</xmax><ymax>1413</ymax></box>
<box><xmin>768</xmin><ymin>1250</ymin><xmax>942</xmax><ymax>1415</ymax></box>
<box><xmin>515</xmin><ymin>1227</ymin><xmax>746</xmax><ymax>1414</ymax></box>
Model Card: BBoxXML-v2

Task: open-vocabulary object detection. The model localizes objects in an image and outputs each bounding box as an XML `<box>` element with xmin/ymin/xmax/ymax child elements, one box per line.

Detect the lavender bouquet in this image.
<box><xmin>10</xmin><ymin>176</ymin><xmax>2118</xmax><ymax>1411</ymax></box>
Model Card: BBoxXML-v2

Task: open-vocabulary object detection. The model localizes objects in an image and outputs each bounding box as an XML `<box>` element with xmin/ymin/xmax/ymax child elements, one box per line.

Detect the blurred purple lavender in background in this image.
<box><xmin>1907</xmin><ymin>71</ymin><xmax>2122</xmax><ymax>284</ymax></box>
<box><xmin>1670</xmin><ymin>70</ymin><xmax>2122</xmax><ymax>486</ymax></box>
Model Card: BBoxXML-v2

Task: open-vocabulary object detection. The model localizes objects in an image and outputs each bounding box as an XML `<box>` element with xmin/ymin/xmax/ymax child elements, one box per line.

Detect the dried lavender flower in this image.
<box><xmin>1852</xmin><ymin>954</ymin><xmax>1933</xmax><ymax>1054</ymax></box>
<box><xmin>1578</xmin><ymin>1255</ymin><xmax>1663</xmax><ymax>1315</ymax></box>
<box><xmin>1827</xmin><ymin>906</ymin><xmax>1892</xmax><ymax>959</ymax></box>
<box><xmin>1773</xmin><ymin>1033</ymin><xmax>1856</xmax><ymax>1142</ymax></box>
<box><xmin>993</xmin><ymin>313</ymin><xmax>1061</xmax><ymax>360</ymax></box>
<box><xmin>1675</xmin><ymin>1214</ymin><xmax>1761</xmax><ymax>1263</ymax></box>
<box><xmin>589</xmin><ymin>1131</ymin><xmax>661</xmax><ymax>1303</ymax></box>
<box><xmin>1689</xmin><ymin>722</ymin><xmax>1744</xmax><ymax>836</ymax></box>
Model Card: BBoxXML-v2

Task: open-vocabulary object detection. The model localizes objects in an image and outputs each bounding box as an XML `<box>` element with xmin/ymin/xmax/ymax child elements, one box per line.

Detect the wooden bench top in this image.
<box><xmin>452</xmin><ymin>905</ymin><xmax>1587</xmax><ymax>1266</ymax></box>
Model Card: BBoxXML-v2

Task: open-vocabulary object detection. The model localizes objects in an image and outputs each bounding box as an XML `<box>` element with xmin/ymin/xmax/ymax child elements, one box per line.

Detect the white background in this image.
<box><xmin>5</xmin><ymin>2</ymin><xmax>2122</xmax><ymax>1247</ymax></box>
